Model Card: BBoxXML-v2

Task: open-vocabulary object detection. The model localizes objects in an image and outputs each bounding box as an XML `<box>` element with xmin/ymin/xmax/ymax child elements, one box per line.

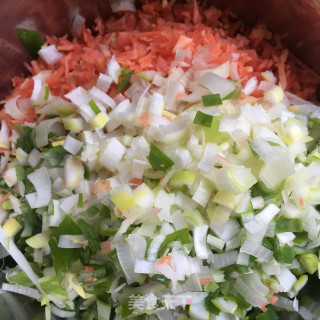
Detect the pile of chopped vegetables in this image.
<box><xmin>1</xmin><ymin>1</ymin><xmax>320</xmax><ymax>319</ymax></box>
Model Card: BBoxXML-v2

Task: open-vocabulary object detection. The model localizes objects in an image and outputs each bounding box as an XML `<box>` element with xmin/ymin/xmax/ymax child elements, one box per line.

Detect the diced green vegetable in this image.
<box><xmin>298</xmin><ymin>253</ymin><xmax>319</xmax><ymax>274</ymax></box>
<box><xmin>44</xmin><ymin>86</ymin><xmax>50</xmax><ymax>101</ymax></box>
<box><xmin>222</xmin><ymin>83</ymin><xmax>242</xmax><ymax>100</ymax></box>
<box><xmin>256</xmin><ymin>306</ymin><xmax>280</xmax><ymax>320</ymax></box>
<box><xmin>116</xmin><ymin>69</ymin><xmax>134</xmax><ymax>94</ymax></box>
<box><xmin>275</xmin><ymin>218</ymin><xmax>303</xmax><ymax>233</ymax></box>
<box><xmin>77</xmin><ymin>219</ymin><xmax>101</xmax><ymax>252</ymax></box>
<box><xmin>193</xmin><ymin>111</ymin><xmax>213</xmax><ymax>127</ymax></box>
<box><xmin>158</xmin><ymin>228</ymin><xmax>190</xmax><ymax>257</ymax></box>
<box><xmin>49</xmin><ymin>216</ymin><xmax>82</xmax><ymax>281</ymax></box>
<box><xmin>88</xmin><ymin>99</ymin><xmax>101</xmax><ymax>114</ymax></box>
<box><xmin>78</xmin><ymin>193</ymin><xmax>84</xmax><ymax>208</ymax></box>
<box><xmin>204</xmin><ymin>116</ymin><xmax>222</xmax><ymax>142</ymax></box>
<box><xmin>202</xmin><ymin>94</ymin><xmax>222</xmax><ymax>106</ymax></box>
<box><xmin>15</xmin><ymin>125</ymin><xmax>36</xmax><ymax>153</ymax></box>
<box><xmin>274</xmin><ymin>243</ymin><xmax>296</xmax><ymax>264</ymax></box>
<box><xmin>16</xmin><ymin>28</ymin><xmax>42</xmax><ymax>58</ymax></box>
<box><xmin>149</xmin><ymin>142</ymin><xmax>174</xmax><ymax>171</ymax></box>
<box><xmin>42</xmin><ymin>145</ymin><xmax>69</xmax><ymax>166</ymax></box>
<box><xmin>15</xmin><ymin>164</ymin><xmax>25</xmax><ymax>182</ymax></box>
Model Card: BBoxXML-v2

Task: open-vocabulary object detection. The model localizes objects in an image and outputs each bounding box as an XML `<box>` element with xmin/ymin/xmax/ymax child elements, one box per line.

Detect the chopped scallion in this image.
<box><xmin>202</xmin><ymin>94</ymin><xmax>222</xmax><ymax>106</ymax></box>
<box><xmin>193</xmin><ymin>111</ymin><xmax>213</xmax><ymax>127</ymax></box>
<box><xmin>116</xmin><ymin>69</ymin><xmax>134</xmax><ymax>94</ymax></box>
<box><xmin>149</xmin><ymin>142</ymin><xmax>174</xmax><ymax>171</ymax></box>
<box><xmin>88</xmin><ymin>99</ymin><xmax>101</xmax><ymax>114</ymax></box>
<box><xmin>78</xmin><ymin>193</ymin><xmax>83</xmax><ymax>208</ymax></box>
<box><xmin>275</xmin><ymin>218</ymin><xmax>303</xmax><ymax>233</ymax></box>
<box><xmin>16</xmin><ymin>29</ymin><xmax>42</xmax><ymax>58</ymax></box>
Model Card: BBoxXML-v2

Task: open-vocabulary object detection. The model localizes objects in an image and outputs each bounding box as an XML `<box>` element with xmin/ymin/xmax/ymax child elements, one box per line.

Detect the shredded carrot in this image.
<box><xmin>299</xmin><ymin>197</ymin><xmax>304</xmax><ymax>208</ymax></box>
<box><xmin>4</xmin><ymin>176</ymin><xmax>15</xmax><ymax>184</ymax></box>
<box><xmin>239</xmin><ymin>96</ymin><xmax>258</xmax><ymax>104</ymax></box>
<box><xmin>84</xmin><ymin>266</ymin><xmax>95</xmax><ymax>272</ymax></box>
<box><xmin>160</xmin><ymin>178</ymin><xmax>171</xmax><ymax>193</ymax></box>
<box><xmin>156</xmin><ymin>255</ymin><xmax>172</xmax><ymax>265</ymax></box>
<box><xmin>100</xmin><ymin>240</ymin><xmax>112</xmax><ymax>254</ymax></box>
<box><xmin>114</xmin><ymin>207</ymin><xmax>120</xmax><ymax>217</ymax></box>
<box><xmin>199</xmin><ymin>277</ymin><xmax>211</xmax><ymax>285</ymax></box>
<box><xmin>3</xmin><ymin>0</ymin><xmax>316</xmax><ymax>116</ymax></box>
<box><xmin>0</xmin><ymin>148</ymin><xmax>14</xmax><ymax>155</ymax></box>
<box><xmin>216</xmin><ymin>153</ymin><xmax>230</xmax><ymax>164</ymax></box>
<box><xmin>84</xmin><ymin>277</ymin><xmax>97</xmax><ymax>283</ymax></box>
<box><xmin>0</xmin><ymin>192</ymin><xmax>11</xmax><ymax>204</ymax></box>
<box><xmin>140</xmin><ymin>113</ymin><xmax>149</xmax><ymax>127</ymax></box>
<box><xmin>260</xmin><ymin>304</ymin><xmax>267</xmax><ymax>312</ymax></box>
<box><xmin>152</xmin><ymin>208</ymin><xmax>162</xmax><ymax>218</ymax></box>
<box><xmin>105</xmin><ymin>180</ymin><xmax>111</xmax><ymax>192</ymax></box>
<box><xmin>269</xmin><ymin>296</ymin><xmax>279</xmax><ymax>304</ymax></box>
<box><xmin>130</xmin><ymin>178</ymin><xmax>143</xmax><ymax>187</ymax></box>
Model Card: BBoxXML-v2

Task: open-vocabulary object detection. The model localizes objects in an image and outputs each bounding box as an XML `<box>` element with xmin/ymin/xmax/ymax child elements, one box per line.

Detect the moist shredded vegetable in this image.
<box><xmin>1</xmin><ymin>1</ymin><xmax>320</xmax><ymax>320</ymax></box>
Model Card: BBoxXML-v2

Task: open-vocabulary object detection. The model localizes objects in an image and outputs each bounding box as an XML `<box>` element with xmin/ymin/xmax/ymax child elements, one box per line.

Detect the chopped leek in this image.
<box><xmin>16</xmin><ymin>28</ymin><xmax>42</xmax><ymax>58</ymax></box>
<box><xmin>116</xmin><ymin>69</ymin><xmax>134</xmax><ymax>94</ymax></box>
<box><xmin>149</xmin><ymin>142</ymin><xmax>174</xmax><ymax>171</ymax></box>
<box><xmin>88</xmin><ymin>99</ymin><xmax>101</xmax><ymax>114</ymax></box>
<box><xmin>193</xmin><ymin>111</ymin><xmax>213</xmax><ymax>127</ymax></box>
<box><xmin>202</xmin><ymin>94</ymin><xmax>222</xmax><ymax>106</ymax></box>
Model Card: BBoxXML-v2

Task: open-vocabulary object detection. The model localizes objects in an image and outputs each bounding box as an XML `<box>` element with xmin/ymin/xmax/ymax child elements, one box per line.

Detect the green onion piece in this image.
<box><xmin>42</xmin><ymin>145</ymin><xmax>69</xmax><ymax>166</ymax></box>
<box><xmin>2</xmin><ymin>200</ymin><xmax>12</xmax><ymax>210</ymax></box>
<box><xmin>15</xmin><ymin>125</ymin><xmax>36</xmax><ymax>154</ymax></box>
<box><xmin>88</xmin><ymin>99</ymin><xmax>101</xmax><ymax>115</ymax></box>
<box><xmin>235</xmin><ymin>264</ymin><xmax>250</xmax><ymax>274</ymax></box>
<box><xmin>151</xmin><ymin>274</ymin><xmax>170</xmax><ymax>287</ymax></box>
<box><xmin>48</xmin><ymin>216</ymin><xmax>82</xmax><ymax>281</ymax></box>
<box><xmin>202</xmin><ymin>94</ymin><xmax>222</xmax><ymax>106</ymax></box>
<box><xmin>158</xmin><ymin>228</ymin><xmax>189</xmax><ymax>257</ymax></box>
<box><xmin>204</xmin><ymin>292</ymin><xmax>220</xmax><ymax>315</ymax></box>
<box><xmin>100</xmin><ymin>205</ymin><xmax>110</xmax><ymax>218</ymax></box>
<box><xmin>307</xmin><ymin>118</ymin><xmax>320</xmax><ymax>152</ymax></box>
<box><xmin>298</xmin><ymin>253</ymin><xmax>319</xmax><ymax>274</ymax></box>
<box><xmin>149</xmin><ymin>142</ymin><xmax>174</xmax><ymax>171</ymax></box>
<box><xmin>256</xmin><ymin>306</ymin><xmax>280</xmax><ymax>320</ymax></box>
<box><xmin>262</xmin><ymin>237</ymin><xmax>275</xmax><ymax>250</ymax></box>
<box><xmin>205</xmin><ymin>282</ymin><xmax>219</xmax><ymax>293</ymax></box>
<box><xmin>294</xmin><ymin>232</ymin><xmax>308</xmax><ymax>245</ymax></box>
<box><xmin>7</xmin><ymin>270</ymin><xmax>33</xmax><ymax>287</ymax></box>
<box><xmin>193</xmin><ymin>111</ymin><xmax>213</xmax><ymax>127</ymax></box>
<box><xmin>275</xmin><ymin>218</ymin><xmax>303</xmax><ymax>233</ymax></box>
<box><xmin>86</xmin><ymin>206</ymin><xmax>99</xmax><ymax>217</ymax></box>
<box><xmin>77</xmin><ymin>219</ymin><xmax>101</xmax><ymax>252</ymax></box>
<box><xmin>222</xmin><ymin>83</ymin><xmax>242</xmax><ymax>100</ymax></box>
<box><xmin>39</xmin><ymin>274</ymin><xmax>68</xmax><ymax>298</ymax></box>
<box><xmin>267</xmin><ymin>141</ymin><xmax>281</xmax><ymax>147</ymax></box>
<box><xmin>204</xmin><ymin>116</ymin><xmax>222</xmax><ymax>142</ymax></box>
<box><xmin>116</xmin><ymin>69</ymin><xmax>134</xmax><ymax>94</ymax></box>
<box><xmin>48</xmin><ymin>200</ymin><xmax>54</xmax><ymax>216</ymax></box>
<box><xmin>247</xmin><ymin>139</ymin><xmax>259</xmax><ymax>158</ymax></box>
<box><xmin>15</xmin><ymin>164</ymin><xmax>25</xmax><ymax>182</ymax></box>
<box><xmin>44</xmin><ymin>86</ymin><xmax>49</xmax><ymax>101</ymax></box>
<box><xmin>16</xmin><ymin>29</ymin><xmax>42</xmax><ymax>58</ymax></box>
<box><xmin>78</xmin><ymin>193</ymin><xmax>83</xmax><ymax>208</ymax></box>
<box><xmin>274</xmin><ymin>243</ymin><xmax>296</xmax><ymax>264</ymax></box>
<box><xmin>120</xmin><ymin>66</ymin><xmax>129</xmax><ymax>75</ymax></box>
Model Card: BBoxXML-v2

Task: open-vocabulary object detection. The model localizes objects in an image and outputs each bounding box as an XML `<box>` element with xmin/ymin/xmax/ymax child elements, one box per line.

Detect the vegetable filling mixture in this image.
<box><xmin>1</xmin><ymin>1</ymin><xmax>320</xmax><ymax>319</ymax></box>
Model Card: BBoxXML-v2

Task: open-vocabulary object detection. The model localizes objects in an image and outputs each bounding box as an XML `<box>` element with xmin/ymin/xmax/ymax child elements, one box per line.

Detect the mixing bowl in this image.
<box><xmin>0</xmin><ymin>0</ymin><xmax>320</xmax><ymax>319</ymax></box>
